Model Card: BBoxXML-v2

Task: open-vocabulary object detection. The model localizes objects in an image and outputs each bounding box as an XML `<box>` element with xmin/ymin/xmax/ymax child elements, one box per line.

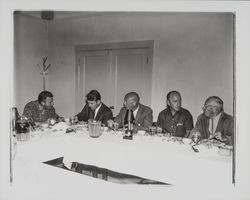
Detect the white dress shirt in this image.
<box><xmin>209</xmin><ymin>112</ymin><xmax>222</xmax><ymax>136</ymax></box>
<box><xmin>133</xmin><ymin>105</ymin><xmax>139</xmax><ymax>119</ymax></box>
<box><xmin>94</xmin><ymin>103</ymin><xmax>102</xmax><ymax>119</ymax></box>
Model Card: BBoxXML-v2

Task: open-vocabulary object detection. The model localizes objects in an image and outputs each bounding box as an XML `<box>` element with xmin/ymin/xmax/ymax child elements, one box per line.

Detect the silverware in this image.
<box><xmin>192</xmin><ymin>144</ymin><xmax>199</xmax><ymax>153</ymax></box>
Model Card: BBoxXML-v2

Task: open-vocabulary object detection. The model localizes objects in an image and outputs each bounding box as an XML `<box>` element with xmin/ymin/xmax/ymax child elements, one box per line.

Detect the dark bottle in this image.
<box><xmin>123</xmin><ymin>109</ymin><xmax>135</xmax><ymax>140</ymax></box>
<box><xmin>11</xmin><ymin>107</ymin><xmax>20</xmax><ymax>132</ymax></box>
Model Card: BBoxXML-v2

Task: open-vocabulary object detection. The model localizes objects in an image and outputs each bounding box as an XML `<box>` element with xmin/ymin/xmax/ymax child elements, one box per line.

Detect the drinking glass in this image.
<box><xmin>149</xmin><ymin>126</ymin><xmax>157</xmax><ymax>136</ymax></box>
<box><xmin>88</xmin><ymin>120</ymin><xmax>102</xmax><ymax>138</ymax></box>
<box><xmin>191</xmin><ymin>131</ymin><xmax>201</xmax><ymax>144</ymax></box>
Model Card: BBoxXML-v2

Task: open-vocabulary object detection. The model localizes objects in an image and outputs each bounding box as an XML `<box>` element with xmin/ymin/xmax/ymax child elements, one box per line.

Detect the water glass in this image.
<box><xmin>113</xmin><ymin>122</ymin><xmax>119</xmax><ymax>130</ymax></box>
<box><xmin>149</xmin><ymin>126</ymin><xmax>157</xmax><ymax>136</ymax></box>
<box><xmin>88</xmin><ymin>120</ymin><xmax>102</xmax><ymax>138</ymax></box>
<box><xmin>191</xmin><ymin>131</ymin><xmax>201</xmax><ymax>144</ymax></box>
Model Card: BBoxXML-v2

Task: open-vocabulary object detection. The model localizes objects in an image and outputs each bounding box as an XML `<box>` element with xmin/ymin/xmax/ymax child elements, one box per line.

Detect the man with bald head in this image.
<box><xmin>157</xmin><ymin>90</ymin><xmax>193</xmax><ymax>137</ymax></box>
<box><xmin>109</xmin><ymin>92</ymin><xmax>153</xmax><ymax>131</ymax></box>
<box><xmin>190</xmin><ymin>96</ymin><xmax>233</xmax><ymax>145</ymax></box>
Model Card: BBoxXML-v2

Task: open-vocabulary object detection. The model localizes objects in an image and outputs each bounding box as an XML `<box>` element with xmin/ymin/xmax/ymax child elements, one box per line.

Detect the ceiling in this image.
<box><xmin>16</xmin><ymin>11</ymin><xmax>114</xmax><ymax>20</ymax></box>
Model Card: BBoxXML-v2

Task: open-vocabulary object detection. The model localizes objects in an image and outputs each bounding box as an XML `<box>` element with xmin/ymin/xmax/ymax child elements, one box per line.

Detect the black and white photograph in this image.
<box><xmin>0</xmin><ymin>1</ymin><xmax>250</xmax><ymax>200</ymax></box>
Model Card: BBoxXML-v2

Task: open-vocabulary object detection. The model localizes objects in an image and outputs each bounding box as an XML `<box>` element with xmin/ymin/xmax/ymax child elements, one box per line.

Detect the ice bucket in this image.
<box><xmin>88</xmin><ymin>120</ymin><xmax>102</xmax><ymax>138</ymax></box>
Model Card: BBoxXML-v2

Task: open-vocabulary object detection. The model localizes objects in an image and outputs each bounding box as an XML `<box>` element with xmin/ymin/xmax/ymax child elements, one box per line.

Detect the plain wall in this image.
<box><xmin>3</xmin><ymin>2</ymin><xmax>249</xmax><ymax>199</ymax></box>
<box><xmin>14</xmin><ymin>14</ymin><xmax>49</xmax><ymax>115</ymax></box>
<box><xmin>47</xmin><ymin>12</ymin><xmax>233</xmax><ymax>120</ymax></box>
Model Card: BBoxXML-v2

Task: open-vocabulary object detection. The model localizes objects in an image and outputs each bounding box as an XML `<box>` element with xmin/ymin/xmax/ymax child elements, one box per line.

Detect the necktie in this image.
<box><xmin>89</xmin><ymin>109</ymin><xmax>95</xmax><ymax>120</ymax></box>
<box><xmin>211</xmin><ymin>118</ymin><xmax>214</xmax><ymax>135</ymax></box>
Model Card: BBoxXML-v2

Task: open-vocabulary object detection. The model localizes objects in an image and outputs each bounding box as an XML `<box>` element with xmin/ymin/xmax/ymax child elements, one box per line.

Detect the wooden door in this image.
<box><xmin>110</xmin><ymin>48</ymin><xmax>152</xmax><ymax>114</ymax></box>
<box><xmin>76</xmin><ymin>42</ymin><xmax>153</xmax><ymax>116</ymax></box>
<box><xmin>75</xmin><ymin>50</ymin><xmax>114</xmax><ymax>112</ymax></box>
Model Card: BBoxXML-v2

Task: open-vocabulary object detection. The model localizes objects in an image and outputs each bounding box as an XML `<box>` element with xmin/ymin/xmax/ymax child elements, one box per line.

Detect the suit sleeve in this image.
<box><xmin>226</xmin><ymin>117</ymin><xmax>234</xmax><ymax>137</ymax></box>
<box><xmin>101</xmin><ymin>109</ymin><xmax>113</xmax><ymax>126</ymax></box>
<box><xmin>194</xmin><ymin>115</ymin><xmax>203</xmax><ymax>134</ymax></box>
<box><xmin>225</xmin><ymin>117</ymin><xmax>234</xmax><ymax>145</ymax></box>
<box><xmin>76</xmin><ymin>104</ymin><xmax>89</xmax><ymax>122</ymax></box>
<box><xmin>157</xmin><ymin>112</ymin><xmax>164</xmax><ymax>128</ymax></box>
<box><xmin>114</xmin><ymin>108</ymin><xmax>124</xmax><ymax>127</ymax></box>
<box><xmin>142</xmin><ymin>108</ymin><xmax>153</xmax><ymax>129</ymax></box>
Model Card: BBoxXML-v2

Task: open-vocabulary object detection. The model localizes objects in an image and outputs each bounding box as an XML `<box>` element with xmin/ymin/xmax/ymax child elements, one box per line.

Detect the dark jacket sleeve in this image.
<box><xmin>225</xmin><ymin>119</ymin><xmax>234</xmax><ymax>145</ymax></box>
<box><xmin>76</xmin><ymin>104</ymin><xmax>89</xmax><ymax>122</ymax></box>
<box><xmin>194</xmin><ymin>114</ymin><xmax>211</xmax><ymax>139</ymax></box>
<box><xmin>114</xmin><ymin>108</ymin><xmax>125</xmax><ymax>128</ymax></box>
<box><xmin>141</xmin><ymin>107</ymin><xmax>153</xmax><ymax>129</ymax></box>
<box><xmin>157</xmin><ymin>113</ymin><xmax>162</xmax><ymax>127</ymax></box>
<box><xmin>222</xmin><ymin>114</ymin><xmax>234</xmax><ymax>145</ymax></box>
<box><xmin>195</xmin><ymin>114</ymin><xmax>203</xmax><ymax>133</ymax></box>
<box><xmin>100</xmin><ymin>108</ymin><xmax>113</xmax><ymax>126</ymax></box>
<box><xmin>224</xmin><ymin>115</ymin><xmax>234</xmax><ymax>137</ymax></box>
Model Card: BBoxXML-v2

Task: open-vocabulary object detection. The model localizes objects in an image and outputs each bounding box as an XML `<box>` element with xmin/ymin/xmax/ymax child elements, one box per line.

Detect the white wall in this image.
<box><xmin>14</xmin><ymin>14</ymin><xmax>48</xmax><ymax>115</ymax></box>
<box><xmin>3</xmin><ymin>2</ymin><xmax>249</xmax><ymax>199</ymax></box>
<box><xmin>48</xmin><ymin>12</ymin><xmax>233</xmax><ymax>120</ymax></box>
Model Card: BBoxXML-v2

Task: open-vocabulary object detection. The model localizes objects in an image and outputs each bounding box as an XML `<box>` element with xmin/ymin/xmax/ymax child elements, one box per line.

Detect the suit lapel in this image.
<box><xmin>94</xmin><ymin>104</ymin><xmax>104</xmax><ymax>120</ymax></box>
<box><xmin>204</xmin><ymin>116</ymin><xmax>210</xmax><ymax>138</ymax></box>
<box><xmin>215</xmin><ymin>112</ymin><xmax>224</xmax><ymax>133</ymax></box>
<box><xmin>121</xmin><ymin>108</ymin><xmax>126</xmax><ymax>125</ymax></box>
<box><xmin>135</xmin><ymin>105</ymin><xmax>142</xmax><ymax>124</ymax></box>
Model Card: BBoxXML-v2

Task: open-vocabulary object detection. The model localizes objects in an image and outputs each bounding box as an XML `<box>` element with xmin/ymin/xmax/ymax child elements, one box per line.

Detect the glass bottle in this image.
<box><xmin>123</xmin><ymin>109</ymin><xmax>135</xmax><ymax>140</ymax></box>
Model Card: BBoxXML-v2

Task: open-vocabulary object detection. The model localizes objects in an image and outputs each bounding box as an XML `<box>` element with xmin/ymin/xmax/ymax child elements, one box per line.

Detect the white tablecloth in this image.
<box><xmin>7</xmin><ymin>129</ymin><xmax>236</xmax><ymax>200</ymax></box>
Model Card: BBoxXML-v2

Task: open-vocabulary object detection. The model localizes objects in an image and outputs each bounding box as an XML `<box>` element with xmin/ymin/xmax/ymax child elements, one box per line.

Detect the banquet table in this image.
<box><xmin>7</xmin><ymin>124</ymin><xmax>236</xmax><ymax>200</ymax></box>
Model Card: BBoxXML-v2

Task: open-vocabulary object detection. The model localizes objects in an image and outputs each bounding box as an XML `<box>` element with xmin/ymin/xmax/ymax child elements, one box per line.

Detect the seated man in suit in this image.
<box><xmin>157</xmin><ymin>90</ymin><xmax>193</xmax><ymax>137</ymax></box>
<box><xmin>189</xmin><ymin>96</ymin><xmax>233</xmax><ymax>145</ymax></box>
<box><xmin>108</xmin><ymin>92</ymin><xmax>153</xmax><ymax>131</ymax></box>
<box><xmin>75</xmin><ymin>90</ymin><xmax>113</xmax><ymax>126</ymax></box>
<box><xmin>23</xmin><ymin>90</ymin><xmax>62</xmax><ymax>123</ymax></box>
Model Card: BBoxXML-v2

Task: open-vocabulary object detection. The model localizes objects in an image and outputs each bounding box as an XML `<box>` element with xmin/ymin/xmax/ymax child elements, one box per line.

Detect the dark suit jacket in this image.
<box><xmin>195</xmin><ymin>112</ymin><xmax>234</xmax><ymax>145</ymax></box>
<box><xmin>76</xmin><ymin>103</ymin><xmax>113</xmax><ymax>126</ymax></box>
<box><xmin>114</xmin><ymin>104</ymin><xmax>153</xmax><ymax>130</ymax></box>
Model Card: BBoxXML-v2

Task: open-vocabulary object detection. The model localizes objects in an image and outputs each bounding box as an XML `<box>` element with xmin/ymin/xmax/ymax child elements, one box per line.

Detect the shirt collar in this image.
<box><xmin>133</xmin><ymin>105</ymin><xmax>140</xmax><ymax>117</ymax></box>
<box><xmin>212</xmin><ymin>111</ymin><xmax>222</xmax><ymax>120</ymax></box>
<box><xmin>36</xmin><ymin>100</ymin><xmax>45</xmax><ymax>111</ymax></box>
<box><xmin>205</xmin><ymin>111</ymin><xmax>223</xmax><ymax>119</ymax></box>
<box><xmin>167</xmin><ymin>105</ymin><xmax>181</xmax><ymax>115</ymax></box>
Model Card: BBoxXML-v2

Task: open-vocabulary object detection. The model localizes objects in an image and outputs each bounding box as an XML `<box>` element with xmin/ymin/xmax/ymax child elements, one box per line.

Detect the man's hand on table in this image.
<box><xmin>71</xmin><ymin>116</ymin><xmax>79</xmax><ymax>124</ymax></box>
<box><xmin>213</xmin><ymin>132</ymin><xmax>232</xmax><ymax>145</ymax></box>
<box><xmin>107</xmin><ymin>119</ymin><xmax>116</xmax><ymax>129</ymax></box>
<box><xmin>57</xmin><ymin>117</ymin><xmax>65</xmax><ymax>122</ymax></box>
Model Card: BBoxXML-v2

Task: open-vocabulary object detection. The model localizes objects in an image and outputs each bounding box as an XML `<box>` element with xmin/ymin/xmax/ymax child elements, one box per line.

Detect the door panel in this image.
<box><xmin>76</xmin><ymin>50</ymin><xmax>114</xmax><ymax>111</ymax></box>
<box><xmin>111</xmin><ymin>48</ymin><xmax>152</xmax><ymax>114</ymax></box>
<box><xmin>76</xmin><ymin>46</ymin><xmax>152</xmax><ymax>116</ymax></box>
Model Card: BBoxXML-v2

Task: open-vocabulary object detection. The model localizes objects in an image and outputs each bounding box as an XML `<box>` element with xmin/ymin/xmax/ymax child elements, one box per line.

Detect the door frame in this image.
<box><xmin>75</xmin><ymin>40</ymin><xmax>154</xmax><ymax>113</ymax></box>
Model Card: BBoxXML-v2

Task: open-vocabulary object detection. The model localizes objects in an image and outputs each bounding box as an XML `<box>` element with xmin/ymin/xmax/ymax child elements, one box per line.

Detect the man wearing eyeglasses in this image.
<box><xmin>190</xmin><ymin>96</ymin><xmax>233</xmax><ymax>145</ymax></box>
<box><xmin>108</xmin><ymin>92</ymin><xmax>153</xmax><ymax>131</ymax></box>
